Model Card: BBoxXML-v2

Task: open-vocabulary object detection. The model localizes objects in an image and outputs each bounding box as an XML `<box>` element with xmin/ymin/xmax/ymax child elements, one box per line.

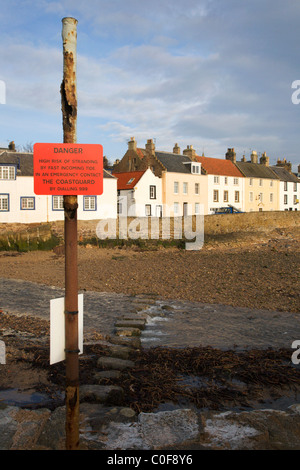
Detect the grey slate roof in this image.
<box><xmin>0</xmin><ymin>151</ymin><xmax>33</xmax><ymax>176</ymax></box>
<box><xmin>235</xmin><ymin>161</ymin><xmax>279</xmax><ymax>179</ymax></box>
<box><xmin>270</xmin><ymin>166</ymin><xmax>299</xmax><ymax>183</ymax></box>
<box><xmin>155</xmin><ymin>151</ymin><xmax>195</xmax><ymax>173</ymax></box>
<box><xmin>0</xmin><ymin>151</ymin><xmax>114</xmax><ymax>178</ymax></box>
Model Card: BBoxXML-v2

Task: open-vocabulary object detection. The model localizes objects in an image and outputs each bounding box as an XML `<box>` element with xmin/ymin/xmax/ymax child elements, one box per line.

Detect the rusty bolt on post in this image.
<box><xmin>61</xmin><ymin>17</ymin><xmax>80</xmax><ymax>451</ymax></box>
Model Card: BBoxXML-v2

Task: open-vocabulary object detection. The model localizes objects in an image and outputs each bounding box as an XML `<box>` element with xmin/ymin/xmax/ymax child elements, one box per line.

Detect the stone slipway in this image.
<box><xmin>1</xmin><ymin>277</ymin><xmax>300</xmax><ymax>450</ymax></box>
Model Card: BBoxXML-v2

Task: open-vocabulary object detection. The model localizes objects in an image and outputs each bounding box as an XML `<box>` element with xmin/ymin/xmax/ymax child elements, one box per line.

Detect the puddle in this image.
<box><xmin>0</xmin><ymin>388</ymin><xmax>64</xmax><ymax>409</ymax></box>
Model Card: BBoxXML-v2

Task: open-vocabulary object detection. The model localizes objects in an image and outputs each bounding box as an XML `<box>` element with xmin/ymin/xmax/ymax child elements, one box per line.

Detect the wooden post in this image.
<box><xmin>61</xmin><ymin>16</ymin><xmax>79</xmax><ymax>451</ymax></box>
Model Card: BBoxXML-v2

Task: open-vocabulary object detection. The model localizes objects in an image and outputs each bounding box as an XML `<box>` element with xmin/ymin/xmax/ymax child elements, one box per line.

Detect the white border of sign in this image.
<box><xmin>50</xmin><ymin>294</ymin><xmax>83</xmax><ymax>365</ymax></box>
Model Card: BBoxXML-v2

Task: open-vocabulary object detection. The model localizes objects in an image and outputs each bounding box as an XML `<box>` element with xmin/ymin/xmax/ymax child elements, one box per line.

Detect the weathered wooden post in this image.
<box><xmin>61</xmin><ymin>16</ymin><xmax>79</xmax><ymax>450</ymax></box>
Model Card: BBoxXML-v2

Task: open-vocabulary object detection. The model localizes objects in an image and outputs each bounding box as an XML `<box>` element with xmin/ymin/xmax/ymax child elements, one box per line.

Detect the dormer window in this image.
<box><xmin>0</xmin><ymin>165</ymin><xmax>16</xmax><ymax>180</ymax></box>
<box><xmin>191</xmin><ymin>163</ymin><xmax>200</xmax><ymax>174</ymax></box>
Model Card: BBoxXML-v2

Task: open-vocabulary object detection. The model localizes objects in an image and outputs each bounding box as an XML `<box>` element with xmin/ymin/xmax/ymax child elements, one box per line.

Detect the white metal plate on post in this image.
<box><xmin>50</xmin><ymin>294</ymin><xmax>83</xmax><ymax>365</ymax></box>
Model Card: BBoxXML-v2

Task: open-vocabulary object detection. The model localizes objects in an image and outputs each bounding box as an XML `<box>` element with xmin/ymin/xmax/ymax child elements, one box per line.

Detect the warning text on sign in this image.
<box><xmin>33</xmin><ymin>143</ymin><xmax>103</xmax><ymax>195</ymax></box>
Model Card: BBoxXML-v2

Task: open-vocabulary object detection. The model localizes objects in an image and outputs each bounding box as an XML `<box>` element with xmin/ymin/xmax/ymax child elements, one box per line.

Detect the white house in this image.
<box><xmin>195</xmin><ymin>153</ymin><xmax>245</xmax><ymax>214</ymax></box>
<box><xmin>270</xmin><ymin>165</ymin><xmax>300</xmax><ymax>211</ymax></box>
<box><xmin>0</xmin><ymin>151</ymin><xmax>117</xmax><ymax>223</ymax></box>
<box><xmin>112</xmin><ymin>168</ymin><xmax>162</xmax><ymax>217</ymax></box>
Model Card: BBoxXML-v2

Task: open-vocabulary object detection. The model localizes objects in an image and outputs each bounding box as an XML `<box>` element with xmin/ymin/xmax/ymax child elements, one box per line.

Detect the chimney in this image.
<box><xmin>260</xmin><ymin>152</ymin><xmax>269</xmax><ymax>166</ymax></box>
<box><xmin>241</xmin><ymin>155</ymin><xmax>246</xmax><ymax>162</ymax></box>
<box><xmin>276</xmin><ymin>158</ymin><xmax>292</xmax><ymax>173</ymax></box>
<box><xmin>251</xmin><ymin>151</ymin><xmax>258</xmax><ymax>164</ymax></box>
<box><xmin>225</xmin><ymin>148</ymin><xmax>236</xmax><ymax>163</ymax></box>
<box><xmin>173</xmin><ymin>143</ymin><xmax>180</xmax><ymax>154</ymax></box>
<box><xmin>145</xmin><ymin>138</ymin><xmax>155</xmax><ymax>155</ymax></box>
<box><xmin>8</xmin><ymin>141</ymin><xmax>15</xmax><ymax>151</ymax></box>
<box><xmin>128</xmin><ymin>137</ymin><xmax>137</xmax><ymax>151</ymax></box>
<box><xmin>183</xmin><ymin>145</ymin><xmax>196</xmax><ymax>159</ymax></box>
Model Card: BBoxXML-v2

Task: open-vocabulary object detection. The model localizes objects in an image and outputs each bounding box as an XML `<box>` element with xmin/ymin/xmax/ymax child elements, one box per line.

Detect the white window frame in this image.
<box><xmin>21</xmin><ymin>197</ymin><xmax>35</xmax><ymax>210</ymax></box>
<box><xmin>52</xmin><ymin>195</ymin><xmax>64</xmax><ymax>210</ymax></box>
<box><xmin>174</xmin><ymin>181</ymin><xmax>179</xmax><ymax>194</ymax></box>
<box><xmin>235</xmin><ymin>191</ymin><xmax>240</xmax><ymax>203</ymax></box>
<box><xmin>183</xmin><ymin>182</ymin><xmax>188</xmax><ymax>194</ymax></box>
<box><xmin>150</xmin><ymin>185</ymin><xmax>156</xmax><ymax>199</ymax></box>
<box><xmin>0</xmin><ymin>194</ymin><xmax>9</xmax><ymax>211</ymax></box>
<box><xmin>84</xmin><ymin>196</ymin><xmax>96</xmax><ymax>211</ymax></box>
<box><xmin>195</xmin><ymin>183</ymin><xmax>199</xmax><ymax>195</ymax></box>
<box><xmin>223</xmin><ymin>190</ymin><xmax>228</xmax><ymax>202</ymax></box>
<box><xmin>0</xmin><ymin>165</ymin><xmax>15</xmax><ymax>180</ymax></box>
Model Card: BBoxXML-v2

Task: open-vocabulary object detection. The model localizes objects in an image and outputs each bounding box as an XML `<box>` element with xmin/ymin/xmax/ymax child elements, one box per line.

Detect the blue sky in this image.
<box><xmin>0</xmin><ymin>0</ymin><xmax>299</xmax><ymax>169</ymax></box>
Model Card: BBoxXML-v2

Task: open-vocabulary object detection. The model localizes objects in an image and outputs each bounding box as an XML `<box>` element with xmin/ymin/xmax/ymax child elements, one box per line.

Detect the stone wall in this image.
<box><xmin>0</xmin><ymin>211</ymin><xmax>299</xmax><ymax>249</ymax></box>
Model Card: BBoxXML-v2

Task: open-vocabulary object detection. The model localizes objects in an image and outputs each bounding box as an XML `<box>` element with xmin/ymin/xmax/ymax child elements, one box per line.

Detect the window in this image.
<box><xmin>0</xmin><ymin>194</ymin><xmax>9</xmax><ymax>211</ymax></box>
<box><xmin>183</xmin><ymin>182</ymin><xmax>188</xmax><ymax>194</ymax></box>
<box><xmin>235</xmin><ymin>191</ymin><xmax>240</xmax><ymax>203</ymax></box>
<box><xmin>0</xmin><ymin>165</ymin><xmax>15</xmax><ymax>180</ymax></box>
<box><xmin>224</xmin><ymin>177</ymin><xmax>228</xmax><ymax>185</ymax></box>
<box><xmin>145</xmin><ymin>204</ymin><xmax>151</xmax><ymax>216</ymax></box>
<box><xmin>223</xmin><ymin>190</ymin><xmax>228</xmax><ymax>202</ymax></box>
<box><xmin>294</xmin><ymin>195</ymin><xmax>298</xmax><ymax>205</ymax></box>
<box><xmin>249</xmin><ymin>178</ymin><xmax>253</xmax><ymax>186</ymax></box>
<box><xmin>192</xmin><ymin>164</ymin><xmax>200</xmax><ymax>174</ymax></box>
<box><xmin>150</xmin><ymin>185</ymin><xmax>156</xmax><ymax>199</ymax></box>
<box><xmin>195</xmin><ymin>203</ymin><xmax>200</xmax><ymax>214</ymax></box>
<box><xmin>270</xmin><ymin>180</ymin><xmax>273</xmax><ymax>187</ymax></box>
<box><xmin>250</xmin><ymin>192</ymin><xmax>253</xmax><ymax>202</ymax></box>
<box><xmin>294</xmin><ymin>183</ymin><xmax>297</xmax><ymax>192</ymax></box>
<box><xmin>270</xmin><ymin>193</ymin><xmax>273</xmax><ymax>203</ymax></box>
<box><xmin>284</xmin><ymin>181</ymin><xmax>288</xmax><ymax>191</ymax></box>
<box><xmin>259</xmin><ymin>179</ymin><xmax>263</xmax><ymax>187</ymax></box>
<box><xmin>127</xmin><ymin>177</ymin><xmax>135</xmax><ymax>185</ymax></box>
<box><xmin>21</xmin><ymin>197</ymin><xmax>35</xmax><ymax>210</ymax></box>
<box><xmin>234</xmin><ymin>178</ymin><xmax>239</xmax><ymax>185</ymax></box>
<box><xmin>84</xmin><ymin>196</ymin><xmax>96</xmax><ymax>211</ymax></box>
<box><xmin>195</xmin><ymin>183</ymin><xmax>199</xmax><ymax>195</ymax></box>
<box><xmin>174</xmin><ymin>181</ymin><xmax>179</xmax><ymax>194</ymax></box>
<box><xmin>259</xmin><ymin>193</ymin><xmax>263</xmax><ymax>202</ymax></box>
<box><xmin>284</xmin><ymin>194</ymin><xmax>288</xmax><ymax>205</ymax></box>
<box><xmin>214</xmin><ymin>176</ymin><xmax>219</xmax><ymax>184</ymax></box>
<box><xmin>173</xmin><ymin>202</ymin><xmax>179</xmax><ymax>214</ymax></box>
<box><xmin>53</xmin><ymin>195</ymin><xmax>64</xmax><ymax>210</ymax></box>
<box><xmin>213</xmin><ymin>190</ymin><xmax>219</xmax><ymax>202</ymax></box>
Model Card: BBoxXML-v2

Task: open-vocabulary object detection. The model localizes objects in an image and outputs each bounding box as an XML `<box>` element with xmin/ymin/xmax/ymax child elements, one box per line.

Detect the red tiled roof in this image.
<box><xmin>195</xmin><ymin>156</ymin><xmax>244</xmax><ymax>177</ymax></box>
<box><xmin>112</xmin><ymin>171</ymin><xmax>146</xmax><ymax>190</ymax></box>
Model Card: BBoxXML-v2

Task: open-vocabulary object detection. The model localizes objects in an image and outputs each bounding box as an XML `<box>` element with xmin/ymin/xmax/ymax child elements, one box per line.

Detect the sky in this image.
<box><xmin>0</xmin><ymin>0</ymin><xmax>299</xmax><ymax>169</ymax></box>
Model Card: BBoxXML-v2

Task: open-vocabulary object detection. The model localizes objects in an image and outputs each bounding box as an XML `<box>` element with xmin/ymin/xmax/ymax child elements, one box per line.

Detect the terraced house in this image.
<box><xmin>0</xmin><ymin>145</ymin><xmax>117</xmax><ymax>222</ymax></box>
<box><xmin>270</xmin><ymin>160</ymin><xmax>300</xmax><ymax>211</ymax></box>
<box><xmin>234</xmin><ymin>151</ymin><xmax>280</xmax><ymax>212</ymax></box>
<box><xmin>113</xmin><ymin>138</ymin><xmax>208</xmax><ymax>216</ymax></box>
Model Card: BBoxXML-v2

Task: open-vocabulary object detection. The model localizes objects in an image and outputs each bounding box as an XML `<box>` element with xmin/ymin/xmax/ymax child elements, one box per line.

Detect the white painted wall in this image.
<box><xmin>207</xmin><ymin>174</ymin><xmax>245</xmax><ymax>214</ymax></box>
<box><xmin>119</xmin><ymin>169</ymin><xmax>162</xmax><ymax>217</ymax></box>
<box><xmin>279</xmin><ymin>180</ymin><xmax>300</xmax><ymax>211</ymax></box>
<box><xmin>0</xmin><ymin>174</ymin><xmax>117</xmax><ymax>223</ymax></box>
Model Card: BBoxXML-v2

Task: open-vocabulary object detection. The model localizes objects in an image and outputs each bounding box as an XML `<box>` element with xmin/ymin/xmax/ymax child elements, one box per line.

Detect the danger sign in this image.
<box><xmin>33</xmin><ymin>143</ymin><xmax>103</xmax><ymax>195</ymax></box>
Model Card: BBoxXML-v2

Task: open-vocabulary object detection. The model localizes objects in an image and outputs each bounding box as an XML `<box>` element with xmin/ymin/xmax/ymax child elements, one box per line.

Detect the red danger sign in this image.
<box><xmin>33</xmin><ymin>143</ymin><xmax>103</xmax><ymax>195</ymax></box>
